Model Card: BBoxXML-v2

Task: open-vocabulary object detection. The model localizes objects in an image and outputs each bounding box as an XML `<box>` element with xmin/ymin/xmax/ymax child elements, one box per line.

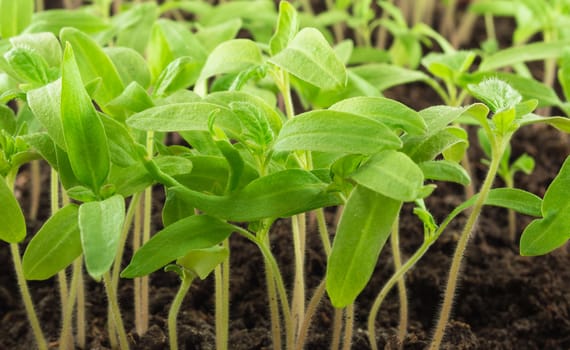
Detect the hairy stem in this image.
<box><xmin>76</xmin><ymin>261</ymin><xmax>86</xmax><ymax>349</ymax></box>
<box><xmin>330</xmin><ymin>308</ymin><xmax>343</xmax><ymax>350</ymax></box>
<box><xmin>104</xmin><ymin>272</ymin><xmax>129</xmax><ymax>350</ymax></box>
<box><xmin>59</xmin><ymin>259</ymin><xmax>81</xmax><ymax>350</ymax></box>
<box><xmin>291</xmin><ymin>213</ymin><xmax>306</xmax><ymax>340</ymax></box>
<box><xmin>295</xmin><ymin>280</ymin><xmax>326</xmax><ymax>350</ymax></box>
<box><xmin>168</xmin><ymin>270</ymin><xmax>194</xmax><ymax>350</ymax></box>
<box><xmin>29</xmin><ymin>160</ymin><xmax>41</xmax><ymax>220</ymax></box>
<box><xmin>390</xmin><ymin>217</ymin><xmax>408</xmax><ymax>347</ymax></box>
<box><xmin>368</xmin><ymin>242</ymin><xmax>431</xmax><ymax>350</ymax></box>
<box><xmin>133</xmin><ymin>200</ymin><xmax>142</xmax><ymax>338</ymax></box>
<box><xmin>11</xmin><ymin>243</ymin><xmax>48</xmax><ymax>350</ymax></box>
<box><xmin>215</xmin><ymin>239</ymin><xmax>230</xmax><ymax>350</ymax></box>
<box><xmin>264</xmin><ymin>259</ymin><xmax>282</xmax><ymax>350</ymax></box>
<box><xmin>342</xmin><ymin>304</ymin><xmax>354</xmax><ymax>350</ymax></box>
<box><xmin>430</xmin><ymin>141</ymin><xmax>504</xmax><ymax>349</ymax></box>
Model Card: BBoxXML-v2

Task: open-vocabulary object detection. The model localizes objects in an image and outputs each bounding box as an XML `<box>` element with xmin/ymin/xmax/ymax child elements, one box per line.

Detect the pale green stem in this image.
<box><xmin>485</xmin><ymin>13</ymin><xmax>497</xmax><ymax>45</ymax></box>
<box><xmin>214</xmin><ymin>239</ymin><xmax>230</xmax><ymax>350</ymax></box>
<box><xmin>112</xmin><ymin>192</ymin><xmax>143</xmax><ymax>291</ymax></box>
<box><xmin>412</xmin><ymin>0</ymin><xmax>426</xmax><ymax>25</ymax></box>
<box><xmin>429</xmin><ymin>140</ymin><xmax>506</xmax><ymax>350</ymax></box>
<box><xmin>368</xmin><ymin>241</ymin><xmax>431</xmax><ymax>350</ymax></box>
<box><xmin>504</xmin><ymin>176</ymin><xmax>516</xmax><ymax>242</ymax></box>
<box><xmin>390</xmin><ymin>217</ymin><xmax>408</xmax><ymax>347</ymax></box>
<box><xmin>168</xmin><ymin>270</ymin><xmax>194</xmax><ymax>350</ymax></box>
<box><xmin>295</xmin><ymin>280</ymin><xmax>326</xmax><ymax>350</ymax></box>
<box><xmin>76</xmin><ymin>261</ymin><xmax>86</xmax><ymax>349</ymax></box>
<box><xmin>29</xmin><ymin>160</ymin><xmax>40</xmax><ymax>220</ymax></box>
<box><xmin>316</xmin><ymin>209</ymin><xmax>331</xmax><ymax>256</ymax></box>
<box><xmin>330</xmin><ymin>309</ymin><xmax>343</xmax><ymax>350</ymax></box>
<box><xmin>35</xmin><ymin>0</ymin><xmax>44</xmax><ymax>11</ymax></box>
<box><xmin>10</xmin><ymin>243</ymin><xmax>48</xmax><ymax>350</ymax></box>
<box><xmin>342</xmin><ymin>304</ymin><xmax>354</xmax><ymax>350</ymax></box>
<box><xmin>137</xmin><ymin>131</ymin><xmax>154</xmax><ymax>336</ymax></box>
<box><xmin>264</xmin><ymin>258</ymin><xmax>283</xmax><ymax>350</ymax></box>
<box><xmin>113</xmin><ymin>0</ymin><xmax>122</xmax><ymax>14</ymax></box>
<box><xmin>325</xmin><ymin>0</ymin><xmax>345</xmax><ymax>42</ymax></box>
<box><xmin>132</xmin><ymin>200</ymin><xmax>143</xmax><ymax>338</ymax></box>
<box><xmin>63</xmin><ymin>0</ymin><xmax>74</xmax><ymax>9</ymax></box>
<box><xmin>291</xmin><ymin>213</ymin><xmax>306</xmax><ymax>340</ymax></box>
<box><xmin>299</xmin><ymin>0</ymin><xmax>314</xmax><ymax>15</ymax></box>
<box><xmin>5</xmin><ymin>171</ymin><xmax>48</xmax><ymax>350</ymax></box>
<box><xmin>59</xmin><ymin>259</ymin><xmax>82</xmax><ymax>350</ymax></box>
<box><xmin>104</xmin><ymin>272</ymin><xmax>130</xmax><ymax>350</ymax></box>
<box><xmin>375</xmin><ymin>0</ymin><xmax>393</xmax><ymax>49</ymax></box>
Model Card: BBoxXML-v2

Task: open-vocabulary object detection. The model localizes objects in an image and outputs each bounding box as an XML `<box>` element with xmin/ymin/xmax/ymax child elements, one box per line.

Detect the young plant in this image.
<box><xmin>429</xmin><ymin>78</ymin><xmax>570</xmax><ymax>349</ymax></box>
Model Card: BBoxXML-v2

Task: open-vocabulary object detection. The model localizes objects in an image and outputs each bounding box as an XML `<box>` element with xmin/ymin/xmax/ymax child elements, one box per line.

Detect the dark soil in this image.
<box><xmin>2</xmin><ymin>2</ymin><xmax>570</xmax><ymax>350</ymax></box>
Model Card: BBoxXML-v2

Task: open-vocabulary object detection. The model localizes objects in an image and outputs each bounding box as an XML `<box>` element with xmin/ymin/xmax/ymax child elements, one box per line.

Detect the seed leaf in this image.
<box><xmin>199</xmin><ymin>39</ymin><xmax>263</xmax><ymax>81</ymax></box>
<box><xmin>269</xmin><ymin>1</ymin><xmax>299</xmax><ymax>55</ymax></box>
<box><xmin>274</xmin><ymin>110</ymin><xmax>401</xmax><ymax>154</ymax></box>
<box><xmin>23</xmin><ymin>204</ymin><xmax>81</xmax><ymax>280</ymax></box>
<box><xmin>61</xmin><ymin>43</ymin><xmax>110</xmax><ymax>192</ymax></box>
<box><xmin>520</xmin><ymin>156</ymin><xmax>570</xmax><ymax>256</ymax></box>
<box><xmin>79</xmin><ymin>195</ymin><xmax>125</xmax><ymax>280</ymax></box>
<box><xmin>351</xmin><ymin>151</ymin><xmax>424</xmax><ymax>201</ymax></box>
<box><xmin>419</xmin><ymin>160</ymin><xmax>471</xmax><ymax>186</ymax></box>
<box><xmin>127</xmin><ymin>102</ymin><xmax>242</xmax><ymax>137</ymax></box>
<box><xmin>27</xmin><ymin>9</ymin><xmax>110</xmax><ymax>34</ymax></box>
<box><xmin>269</xmin><ymin>28</ymin><xmax>347</xmax><ymax>90</ymax></box>
<box><xmin>479</xmin><ymin>40</ymin><xmax>570</xmax><ymax>72</ymax></box>
<box><xmin>105</xmin><ymin>47</ymin><xmax>151</xmax><ymax>89</ymax></box>
<box><xmin>60</xmin><ymin>27</ymin><xmax>125</xmax><ymax>106</ymax></box>
<box><xmin>27</xmin><ymin>79</ymin><xmax>66</xmax><ymax>150</ymax></box>
<box><xmin>0</xmin><ymin>178</ymin><xmax>26</xmax><ymax>243</ymax></box>
<box><xmin>177</xmin><ymin>246</ymin><xmax>228</xmax><ymax>280</ymax></box>
<box><xmin>121</xmin><ymin>215</ymin><xmax>234</xmax><ymax>278</ymax></box>
<box><xmin>326</xmin><ymin>185</ymin><xmax>402</xmax><ymax>308</ymax></box>
<box><xmin>169</xmin><ymin>169</ymin><xmax>342</xmax><ymax>222</ymax></box>
<box><xmin>330</xmin><ymin>96</ymin><xmax>427</xmax><ymax>135</ymax></box>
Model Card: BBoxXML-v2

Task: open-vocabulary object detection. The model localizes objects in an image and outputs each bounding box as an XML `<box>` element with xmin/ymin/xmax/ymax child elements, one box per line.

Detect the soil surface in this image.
<box><xmin>2</xmin><ymin>2</ymin><xmax>570</xmax><ymax>350</ymax></box>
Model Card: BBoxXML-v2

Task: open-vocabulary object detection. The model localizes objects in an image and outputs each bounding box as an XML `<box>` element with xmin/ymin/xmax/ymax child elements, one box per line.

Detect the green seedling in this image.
<box><xmin>478</xmin><ymin>128</ymin><xmax>535</xmax><ymax>241</ymax></box>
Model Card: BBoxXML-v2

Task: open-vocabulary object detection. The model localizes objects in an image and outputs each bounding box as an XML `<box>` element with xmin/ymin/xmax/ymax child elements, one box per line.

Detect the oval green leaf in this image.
<box><xmin>0</xmin><ymin>178</ymin><xmax>26</xmax><ymax>243</ymax></box>
<box><xmin>274</xmin><ymin>110</ymin><xmax>402</xmax><ymax>154</ymax></box>
<box><xmin>23</xmin><ymin>204</ymin><xmax>81</xmax><ymax>280</ymax></box>
<box><xmin>121</xmin><ymin>215</ymin><xmax>234</xmax><ymax>278</ymax></box>
<box><xmin>79</xmin><ymin>195</ymin><xmax>125</xmax><ymax>280</ymax></box>
<box><xmin>326</xmin><ymin>185</ymin><xmax>402</xmax><ymax>308</ymax></box>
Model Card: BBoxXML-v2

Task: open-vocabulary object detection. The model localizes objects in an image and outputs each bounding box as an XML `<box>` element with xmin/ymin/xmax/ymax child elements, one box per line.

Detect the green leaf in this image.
<box><xmin>60</xmin><ymin>27</ymin><xmax>125</xmax><ymax>107</ymax></box>
<box><xmin>511</xmin><ymin>154</ymin><xmax>535</xmax><ymax>175</ymax></box>
<box><xmin>350</xmin><ymin>63</ymin><xmax>431</xmax><ymax>92</ymax></box>
<box><xmin>269</xmin><ymin>1</ymin><xmax>299</xmax><ymax>55</ymax></box>
<box><xmin>519</xmin><ymin>114</ymin><xmax>570</xmax><ymax>133</ymax></box>
<box><xmin>105</xmin><ymin>47</ymin><xmax>151</xmax><ymax>89</ymax></box>
<box><xmin>79</xmin><ymin>195</ymin><xmax>125</xmax><ymax>280</ymax></box>
<box><xmin>520</xmin><ymin>156</ymin><xmax>570</xmax><ymax>256</ymax></box>
<box><xmin>4</xmin><ymin>47</ymin><xmax>51</xmax><ymax>85</ymax></box>
<box><xmin>421</xmin><ymin>104</ymin><xmax>488</xmax><ymax>134</ymax></box>
<box><xmin>326</xmin><ymin>185</ymin><xmax>402</xmax><ymax>308</ymax></box>
<box><xmin>147</xmin><ymin>19</ymin><xmax>208</xmax><ymax>81</ymax></box>
<box><xmin>330</xmin><ymin>96</ymin><xmax>427</xmax><ymax>135</ymax></box>
<box><xmin>199</xmin><ymin>39</ymin><xmax>262</xmax><ymax>81</ymax></box>
<box><xmin>113</xmin><ymin>2</ymin><xmax>158</xmax><ymax>54</ymax></box>
<box><xmin>269</xmin><ymin>28</ymin><xmax>347</xmax><ymax>90</ymax></box>
<box><xmin>162</xmin><ymin>188</ymin><xmax>195</xmax><ymax>227</ymax></box>
<box><xmin>468</xmin><ymin>78</ymin><xmax>522</xmax><ymax>113</ymax></box>
<box><xmin>27</xmin><ymin>79</ymin><xmax>65</xmax><ymax>149</ymax></box>
<box><xmin>121</xmin><ymin>215</ymin><xmax>234</xmax><ymax>278</ymax></box>
<box><xmin>0</xmin><ymin>177</ymin><xmax>26</xmax><ymax>243</ymax></box>
<box><xmin>27</xmin><ymin>9</ymin><xmax>110</xmax><ymax>35</ymax></box>
<box><xmin>61</xmin><ymin>43</ymin><xmax>110</xmax><ymax>192</ymax></box>
<box><xmin>170</xmin><ymin>169</ymin><xmax>341</xmax><ymax>222</ymax></box>
<box><xmin>177</xmin><ymin>245</ymin><xmax>228</xmax><ymax>280</ymax></box>
<box><xmin>154</xmin><ymin>56</ymin><xmax>203</xmax><ymax>96</ymax></box>
<box><xmin>351</xmin><ymin>151</ymin><xmax>424</xmax><ymax>201</ymax></box>
<box><xmin>0</xmin><ymin>0</ymin><xmax>33</xmax><ymax>38</ymax></box>
<box><xmin>274</xmin><ymin>110</ymin><xmax>401</xmax><ymax>154</ymax></box>
<box><xmin>419</xmin><ymin>160</ymin><xmax>471</xmax><ymax>185</ymax></box>
<box><xmin>0</xmin><ymin>104</ymin><xmax>16</xmax><ymax>135</ymax></box>
<box><xmin>23</xmin><ymin>204</ymin><xmax>81</xmax><ymax>280</ymax></box>
<box><xmin>126</xmin><ymin>102</ymin><xmax>241</xmax><ymax>137</ymax></box>
<box><xmin>460</xmin><ymin>72</ymin><xmax>562</xmax><ymax>108</ymax></box>
<box><xmin>205</xmin><ymin>91</ymin><xmax>283</xmax><ymax>135</ymax></box>
<box><xmin>479</xmin><ymin>40</ymin><xmax>570</xmax><ymax>72</ymax></box>
<box><xmin>9</xmin><ymin>32</ymin><xmax>62</xmax><ymax>68</ymax></box>
<box><xmin>105</xmin><ymin>81</ymin><xmax>154</xmax><ymax>117</ymax></box>
<box><xmin>402</xmin><ymin>126</ymin><xmax>468</xmax><ymax>163</ymax></box>
<box><xmin>194</xmin><ymin>18</ymin><xmax>242</xmax><ymax>53</ymax></box>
